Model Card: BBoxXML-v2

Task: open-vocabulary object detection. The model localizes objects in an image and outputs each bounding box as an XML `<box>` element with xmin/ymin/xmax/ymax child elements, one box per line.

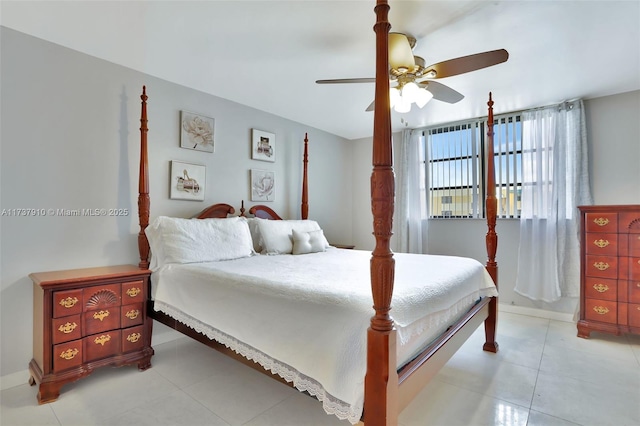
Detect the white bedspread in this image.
<box><xmin>152</xmin><ymin>248</ymin><xmax>497</xmax><ymax>424</ymax></box>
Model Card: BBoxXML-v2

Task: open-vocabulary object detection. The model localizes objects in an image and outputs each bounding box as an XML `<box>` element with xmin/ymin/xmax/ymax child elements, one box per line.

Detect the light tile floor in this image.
<box><xmin>2</xmin><ymin>312</ymin><xmax>639</xmax><ymax>426</ymax></box>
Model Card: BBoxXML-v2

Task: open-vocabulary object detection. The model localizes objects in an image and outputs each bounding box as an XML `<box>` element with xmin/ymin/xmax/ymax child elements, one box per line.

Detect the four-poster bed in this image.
<box><xmin>135</xmin><ymin>2</ymin><xmax>499</xmax><ymax>424</ymax></box>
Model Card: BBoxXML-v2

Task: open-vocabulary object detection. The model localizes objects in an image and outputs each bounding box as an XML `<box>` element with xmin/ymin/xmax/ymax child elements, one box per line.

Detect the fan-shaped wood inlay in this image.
<box><xmin>628</xmin><ymin>218</ymin><xmax>640</xmax><ymax>230</ymax></box>
<box><xmin>85</xmin><ymin>289</ymin><xmax>119</xmax><ymax>309</ymax></box>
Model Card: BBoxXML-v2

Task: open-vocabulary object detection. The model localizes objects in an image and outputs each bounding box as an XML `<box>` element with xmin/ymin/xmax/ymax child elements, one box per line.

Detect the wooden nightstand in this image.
<box><xmin>28</xmin><ymin>264</ymin><xmax>154</xmax><ymax>404</ymax></box>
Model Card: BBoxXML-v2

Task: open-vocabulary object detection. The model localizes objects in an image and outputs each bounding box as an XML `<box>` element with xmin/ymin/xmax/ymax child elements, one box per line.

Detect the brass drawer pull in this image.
<box><xmin>593</xmin><ymin>239</ymin><xmax>610</xmax><ymax>248</ymax></box>
<box><xmin>127</xmin><ymin>333</ymin><xmax>141</xmax><ymax>343</ymax></box>
<box><xmin>59</xmin><ymin>297</ymin><xmax>78</xmax><ymax>309</ymax></box>
<box><xmin>93</xmin><ymin>310</ymin><xmax>110</xmax><ymax>321</ymax></box>
<box><xmin>593</xmin><ymin>284</ymin><xmax>609</xmax><ymax>293</ymax></box>
<box><xmin>125</xmin><ymin>309</ymin><xmax>140</xmax><ymax>320</ymax></box>
<box><xmin>593</xmin><ymin>218</ymin><xmax>609</xmax><ymax>226</ymax></box>
<box><xmin>94</xmin><ymin>335</ymin><xmax>111</xmax><ymax>346</ymax></box>
<box><xmin>593</xmin><ymin>262</ymin><xmax>610</xmax><ymax>271</ymax></box>
<box><xmin>58</xmin><ymin>322</ymin><xmax>78</xmax><ymax>334</ymax></box>
<box><xmin>126</xmin><ymin>287</ymin><xmax>141</xmax><ymax>298</ymax></box>
<box><xmin>59</xmin><ymin>348</ymin><xmax>78</xmax><ymax>360</ymax></box>
<box><xmin>593</xmin><ymin>306</ymin><xmax>610</xmax><ymax>315</ymax></box>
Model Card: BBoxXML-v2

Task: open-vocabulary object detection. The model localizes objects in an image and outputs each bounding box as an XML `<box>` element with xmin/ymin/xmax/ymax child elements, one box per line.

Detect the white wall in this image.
<box><xmin>0</xmin><ymin>27</ymin><xmax>352</xmax><ymax>379</ymax></box>
<box><xmin>351</xmin><ymin>90</ymin><xmax>640</xmax><ymax>315</ymax></box>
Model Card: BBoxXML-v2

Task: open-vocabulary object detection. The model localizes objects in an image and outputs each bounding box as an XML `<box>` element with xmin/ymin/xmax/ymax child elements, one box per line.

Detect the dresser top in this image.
<box><xmin>579</xmin><ymin>205</ymin><xmax>640</xmax><ymax>212</ymax></box>
<box><xmin>30</xmin><ymin>264</ymin><xmax>150</xmax><ymax>287</ymax></box>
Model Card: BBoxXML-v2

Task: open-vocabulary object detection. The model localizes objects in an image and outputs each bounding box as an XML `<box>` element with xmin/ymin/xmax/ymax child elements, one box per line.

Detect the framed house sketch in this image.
<box><xmin>251</xmin><ymin>169</ymin><xmax>275</xmax><ymax>202</ymax></box>
<box><xmin>180</xmin><ymin>111</ymin><xmax>215</xmax><ymax>153</ymax></box>
<box><xmin>170</xmin><ymin>161</ymin><xmax>206</xmax><ymax>201</ymax></box>
<box><xmin>251</xmin><ymin>129</ymin><xmax>275</xmax><ymax>162</ymax></box>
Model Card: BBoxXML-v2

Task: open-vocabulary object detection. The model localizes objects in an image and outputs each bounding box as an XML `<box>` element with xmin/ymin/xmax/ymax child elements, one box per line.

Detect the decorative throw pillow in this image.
<box><xmin>257</xmin><ymin>219</ymin><xmax>329</xmax><ymax>254</ymax></box>
<box><xmin>292</xmin><ymin>229</ymin><xmax>328</xmax><ymax>255</ymax></box>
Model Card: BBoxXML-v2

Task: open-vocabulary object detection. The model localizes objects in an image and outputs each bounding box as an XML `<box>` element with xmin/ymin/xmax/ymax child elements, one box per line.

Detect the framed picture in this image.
<box><xmin>180</xmin><ymin>110</ymin><xmax>215</xmax><ymax>152</ymax></box>
<box><xmin>251</xmin><ymin>129</ymin><xmax>275</xmax><ymax>162</ymax></box>
<box><xmin>251</xmin><ymin>169</ymin><xmax>275</xmax><ymax>202</ymax></box>
<box><xmin>170</xmin><ymin>161</ymin><xmax>206</xmax><ymax>201</ymax></box>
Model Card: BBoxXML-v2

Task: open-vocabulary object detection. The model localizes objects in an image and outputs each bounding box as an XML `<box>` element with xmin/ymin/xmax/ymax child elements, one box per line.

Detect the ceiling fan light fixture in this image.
<box><xmin>389</xmin><ymin>87</ymin><xmax>401</xmax><ymax>109</ymax></box>
<box><xmin>415</xmin><ymin>88</ymin><xmax>433</xmax><ymax>108</ymax></box>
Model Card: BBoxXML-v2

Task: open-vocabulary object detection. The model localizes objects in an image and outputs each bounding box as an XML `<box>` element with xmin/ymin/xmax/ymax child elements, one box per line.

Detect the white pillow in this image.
<box><xmin>245</xmin><ymin>217</ymin><xmax>264</xmax><ymax>253</ymax></box>
<box><xmin>145</xmin><ymin>216</ymin><xmax>254</xmax><ymax>266</ymax></box>
<box><xmin>292</xmin><ymin>229</ymin><xmax>328</xmax><ymax>255</ymax></box>
<box><xmin>257</xmin><ymin>219</ymin><xmax>329</xmax><ymax>254</ymax></box>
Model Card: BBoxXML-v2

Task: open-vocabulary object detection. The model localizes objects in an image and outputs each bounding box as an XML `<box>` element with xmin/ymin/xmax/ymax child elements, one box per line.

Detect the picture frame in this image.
<box><xmin>180</xmin><ymin>110</ymin><xmax>215</xmax><ymax>153</ymax></box>
<box><xmin>250</xmin><ymin>169</ymin><xmax>275</xmax><ymax>202</ymax></box>
<box><xmin>251</xmin><ymin>129</ymin><xmax>275</xmax><ymax>162</ymax></box>
<box><xmin>170</xmin><ymin>161</ymin><xmax>206</xmax><ymax>201</ymax></box>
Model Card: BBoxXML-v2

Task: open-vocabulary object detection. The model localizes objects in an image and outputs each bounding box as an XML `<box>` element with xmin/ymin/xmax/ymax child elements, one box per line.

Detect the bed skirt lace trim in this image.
<box><xmin>154</xmin><ymin>302</ymin><xmax>363</xmax><ymax>424</ymax></box>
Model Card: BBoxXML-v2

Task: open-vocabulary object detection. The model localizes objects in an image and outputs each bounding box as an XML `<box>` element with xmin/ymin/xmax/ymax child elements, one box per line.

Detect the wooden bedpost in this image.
<box><xmin>138</xmin><ymin>86</ymin><xmax>150</xmax><ymax>270</ymax></box>
<box><xmin>483</xmin><ymin>92</ymin><xmax>499</xmax><ymax>353</ymax></box>
<box><xmin>301</xmin><ymin>133</ymin><xmax>309</xmax><ymax>220</ymax></box>
<box><xmin>364</xmin><ymin>1</ymin><xmax>398</xmax><ymax>425</ymax></box>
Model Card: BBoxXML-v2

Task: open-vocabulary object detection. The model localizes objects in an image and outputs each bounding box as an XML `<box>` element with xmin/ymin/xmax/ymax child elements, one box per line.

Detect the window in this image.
<box><xmin>423</xmin><ymin>113</ymin><xmax>522</xmax><ymax>219</ymax></box>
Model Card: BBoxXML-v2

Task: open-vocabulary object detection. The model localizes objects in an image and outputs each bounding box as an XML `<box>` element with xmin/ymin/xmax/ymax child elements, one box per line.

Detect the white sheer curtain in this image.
<box><xmin>395</xmin><ymin>129</ymin><xmax>427</xmax><ymax>253</ymax></box>
<box><xmin>515</xmin><ymin>100</ymin><xmax>592</xmax><ymax>302</ymax></box>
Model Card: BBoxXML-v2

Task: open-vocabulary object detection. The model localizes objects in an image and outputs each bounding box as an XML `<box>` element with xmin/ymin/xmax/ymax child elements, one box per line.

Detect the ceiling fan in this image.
<box><xmin>316</xmin><ymin>33</ymin><xmax>509</xmax><ymax>113</ymax></box>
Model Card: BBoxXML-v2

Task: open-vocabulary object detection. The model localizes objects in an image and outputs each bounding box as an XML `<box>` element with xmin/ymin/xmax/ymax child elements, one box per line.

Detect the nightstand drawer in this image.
<box><xmin>52</xmin><ymin>315</ymin><xmax>82</xmax><ymax>344</ymax></box>
<box><xmin>122</xmin><ymin>281</ymin><xmax>145</xmax><ymax>303</ymax></box>
<box><xmin>585</xmin><ymin>212</ymin><xmax>618</xmax><ymax>233</ymax></box>
<box><xmin>628</xmin><ymin>281</ymin><xmax>640</xmax><ymax>303</ymax></box>
<box><xmin>585</xmin><ymin>255</ymin><xmax>618</xmax><ymax>279</ymax></box>
<box><xmin>584</xmin><ymin>299</ymin><xmax>617</xmax><ymax>324</ymax></box>
<box><xmin>585</xmin><ymin>233</ymin><xmax>618</xmax><ymax>255</ymax></box>
<box><xmin>122</xmin><ymin>325</ymin><xmax>145</xmax><ymax>353</ymax></box>
<box><xmin>53</xmin><ymin>289</ymin><xmax>83</xmax><ymax>318</ymax></box>
<box><xmin>121</xmin><ymin>303</ymin><xmax>143</xmax><ymax>327</ymax></box>
<box><xmin>83</xmin><ymin>284</ymin><xmax>121</xmax><ymax>311</ymax></box>
<box><xmin>584</xmin><ymin>277</ymin><xmax>617</xmax><ymax>301</ymax></box>
<box><xmin>83</xmin><ymin>307</ymin><xmax>120</xmax><ymax>335</ymax></box>
<box><xmin>53</xmin><ymin>341</ymin><xmax>82</xmax><ymax>372</ymax></box>
<box><xmin>83</xmin><ymin>330</ymin><xmax>121</xmax><ymax>363</ymax></box>
<box><xmin>629</xmin><ymin>304</ymin><xmax>640</xmax><ymax>328</ymax></box>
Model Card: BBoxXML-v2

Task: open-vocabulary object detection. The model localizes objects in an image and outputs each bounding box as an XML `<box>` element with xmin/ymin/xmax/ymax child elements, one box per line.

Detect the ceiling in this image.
<box><xmin>2</xmin><ymin>1</ymin><xmax>639</xmax><ymax>140</ymax></box>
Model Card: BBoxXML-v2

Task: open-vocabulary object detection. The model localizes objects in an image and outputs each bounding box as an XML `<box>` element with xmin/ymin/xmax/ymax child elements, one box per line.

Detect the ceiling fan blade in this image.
<box><xmin>417</xmin><ymin>80</ymin><xmax>464</xmax><ymax>104</ymax></box>
<box><xmin>389</xmin><ymin>32</ymin><xmax>415</xmax><ymax>70</ymax></box>
<box><xmin>316</xmin><ymin>78</ymin><xmax>375</xmax><ymax>84</ymax></box>
<box><xmin>425</xmin><ymin>49</ymin><xmax>508</xmax><ymax>79</ymax></box>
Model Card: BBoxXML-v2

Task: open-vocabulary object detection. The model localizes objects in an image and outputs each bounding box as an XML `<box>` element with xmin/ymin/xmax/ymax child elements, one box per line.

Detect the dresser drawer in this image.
<box><xmin>53</xmin><ymin>289</ymin><xmax>83</xmax><ymax>318</ymax></box>
<box><xmin>584</xmin><ymin>277</ymin><xmax>617</xmax><ymax>301</ymax></box>
<box><xmin>586</xmin><ymin>212</ymin><xmax>618</xmax><ymax>233</ymax></box>
<box><xmin>121</xmin><ymin>280</ymin><xmax>145</xmax><ymax>303</ymax></box>
<box><xmin>52</xmin><ymin>315</ymin><xmax>82</xmax><ymax>344</ymax></box>
<box><xmin>585</xmin><ymin>233</ymin><xmax>618</xmax><ymax>256</ymax></box>
<box><xmin>83</xmin><ymin>307</ymin><xmax>120</xmax><ymax>335</ymax></box>
<box><xmin>121</xmin><ymin>303</ymin><xmax>144</xmax><ymax>327</ymax></box>
<box><xmin>628</xmin><ymin>280</ymin><xmax>640</xmax><ymax>303</ymax></box>
<box><xmin>53</xmin><ymin>340</ymin><xmax>82</xmax><ymax>372</ymax></box>
<box><xmin>629</xmin><ymin>304</ymin><xmax>640</xmax><ymax>328</ymax></box>
<box><xmin>618</xmin><ymin>234</ymin><xmax>640</xmax><ymax>257</ymax></box>
<box><xmin>619</xmin><ymin>212</ymin><xmax>640</xmax><ymax>234</ymax></box>
<box><xmin>83</xmin><ymin>330</ymin><xmax>121</xmax><ymax>363</ymax></box>
<box><xmin>584</xmin><ymin>299</ymin><xmax>617</xmax><ymax>324</ymax></box>
<box><xmin>585</xmin><ymin>255</ymin><xmax>618</xmax><ymax>279</ymax></box>
<box><xmin>83</xmin><ymin>284</ymin><xmax>121</xmax><ymax>311</ymax></box>
<box><xmin>122</xmin><ymin>325</ymin><xmax>145</xmax><ymax>353</ymax></box>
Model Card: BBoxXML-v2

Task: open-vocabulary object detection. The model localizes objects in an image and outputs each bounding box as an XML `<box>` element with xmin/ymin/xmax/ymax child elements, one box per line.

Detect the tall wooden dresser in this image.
<box><xmin>29</xmin><ymin>264</ymin><xmax>154</xmax><ymax>403</ymax></box>
<box><xmin>577</xmin><ymin>205</ymin><xmax>640</xmax><ymax>338</ymax></box>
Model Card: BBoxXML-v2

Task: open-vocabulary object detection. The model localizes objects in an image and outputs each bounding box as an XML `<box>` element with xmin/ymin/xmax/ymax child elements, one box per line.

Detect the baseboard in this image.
<box><xmin>499</xmin><ymin>303</ymin><xmax>575</xmax><ymax>323</ymax></box>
